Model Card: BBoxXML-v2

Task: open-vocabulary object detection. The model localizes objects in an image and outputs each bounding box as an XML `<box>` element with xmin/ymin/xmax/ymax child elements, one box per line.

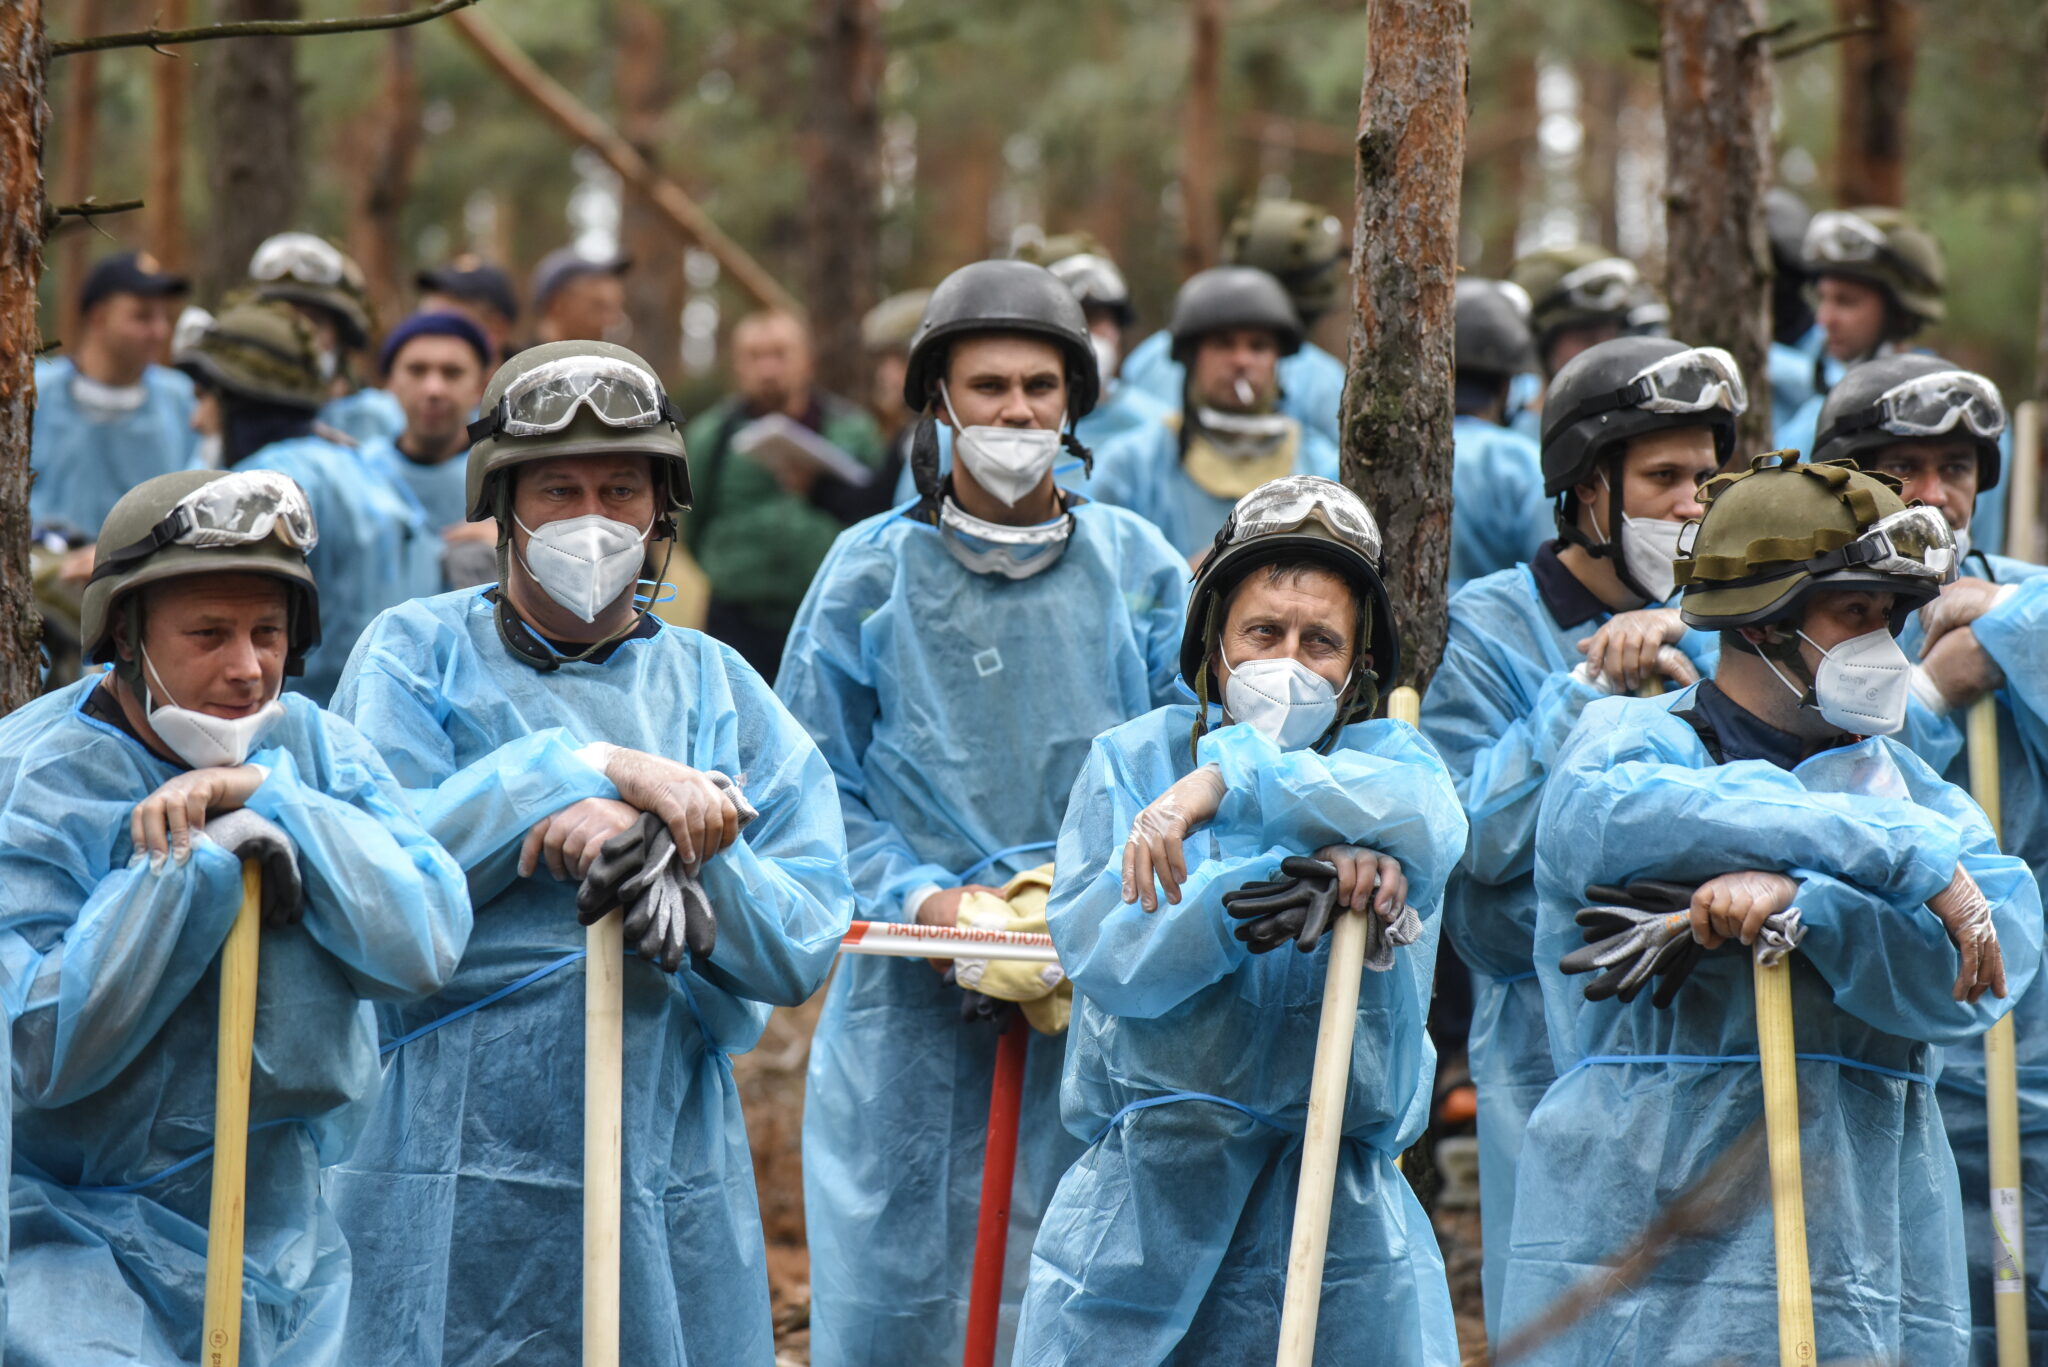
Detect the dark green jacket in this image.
<box><xmin>682</xmin><ymin>392</ymin><xmax>886</xmax><ymax>627</ymax></box>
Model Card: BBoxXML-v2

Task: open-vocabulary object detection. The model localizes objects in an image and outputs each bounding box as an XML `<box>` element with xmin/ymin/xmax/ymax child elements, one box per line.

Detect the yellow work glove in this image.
<box><xmin>952</xmin><ymin>864</ymin><xmax>1072</xmax><ymax>1035</ymax></box>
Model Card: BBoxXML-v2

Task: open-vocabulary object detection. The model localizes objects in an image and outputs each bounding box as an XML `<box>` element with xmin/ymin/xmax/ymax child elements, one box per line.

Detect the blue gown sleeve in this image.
<box><xmin>238</xmin><ymin>722</ymin><xmax>472</xmax><ymax>1001</ymax></box>
<box><xmin>1049</xmin><ymin>720</ymin><xmax>1466</xmax><ymax>1021</ymax></box>
<box><xmin>689</xmin><ymin>671</ymin><xmax>855</xmax><ymax>1007</ymax></box>
<box><xmin>1540</xmin><ymin>698</ymin><xmax>2033</xmax><ymax>1042</ymax></box>
<box><xmin>410</xmin><ymin>729</ymin><xmax>619</xmax><ymax>904</ymax></box>
<box><xmin>1975</xmin><ymin>575</ymin><xmax>2048</xmax><ymax>725</ymax></box>
<box><xmin>777</xmin><ymin>535</ymin><xmax>954</xmax><ymax>915</ymax></box>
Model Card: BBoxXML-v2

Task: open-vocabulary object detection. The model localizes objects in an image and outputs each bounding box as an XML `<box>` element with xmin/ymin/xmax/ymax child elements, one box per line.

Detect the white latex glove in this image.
<box><xmin>1121</xmin><ymin>764</ymin><xmax>1226</xmax><ymax>911</ymax></box>
<box><xmin>1928</xmin><ymin>865</ymin><xmax>2006</xmax><ymax>1003</ymax></box>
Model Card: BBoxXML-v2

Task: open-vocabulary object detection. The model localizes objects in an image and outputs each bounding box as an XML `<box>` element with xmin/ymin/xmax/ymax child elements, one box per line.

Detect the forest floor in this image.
<box><xmin>734</xmin><ymin>989</ymin><xmax>1493</xmax><ymax>1367</ymax></box>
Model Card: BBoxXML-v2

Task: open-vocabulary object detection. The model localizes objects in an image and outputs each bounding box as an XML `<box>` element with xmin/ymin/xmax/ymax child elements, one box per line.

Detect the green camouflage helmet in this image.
<box><xmin>80</xmin><ymin>468</ymin><xmax>322</xmax><ymax>675</ymax></box>
<box><xmin>1675</xmin><ymin>456</ymin><xmax>1939</xmax><ymax>631</ymax></box>
<box><xmin>174</xmin><ymin>299</ymin><xmax>328</xmax><ymax>412</ymax></box>
<box><xmin>1508</xmin><ymin>244</ymin><xmax>1640</xmax><ymax>363</ymax></box>
<box><xmin>1800</xmin><ymin>206</ymin><xmax>1946</xmax><ymax>328</ymax></box>
<box><xmin>1223</xmin><ymin>199</ymin><xmax>1344</xmax><ymax>325</ymax></box>
<box><xmin>249</xmin><ymin>232</ymin><xmax>377</xmax><ymax>349</ymax></box>
<box><xmin>464</xmin><ymin>340</ymin><xmax>692</xmax><ymax>530</ymax></box>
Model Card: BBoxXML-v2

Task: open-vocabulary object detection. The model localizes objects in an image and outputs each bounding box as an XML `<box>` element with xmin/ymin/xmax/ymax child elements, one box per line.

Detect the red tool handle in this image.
<box><xmin>963</xmin><ymin>1015</ymin><xmax>1030</xmax><ymax>1367</ymax></box>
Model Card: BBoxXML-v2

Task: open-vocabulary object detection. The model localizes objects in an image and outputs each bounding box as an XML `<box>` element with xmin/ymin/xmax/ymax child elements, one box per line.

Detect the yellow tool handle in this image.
<box><xmin>1969</xmin><ymin>696</ymin><xmax>2029</xmax><ymax>1366</ymax></box>
<box><xmin>1754</xmin><ymin>949</ymin><xmax>1817</xmax><ymax>1366</ymax></box>
<box><xmin>584</xmin><ymin>909</ymin><xmax>624</xmax><ymax>1367</ymax></box>
<box><xmin>201</xmin><ymin>862</ymin><xmax>262</xmax><ymax>1367</ymax></box>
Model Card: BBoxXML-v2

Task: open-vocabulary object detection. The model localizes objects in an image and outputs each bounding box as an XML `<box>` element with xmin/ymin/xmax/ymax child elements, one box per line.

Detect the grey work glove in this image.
<box><xmin>1222</xmin><ymin>855</ymin><xmax>1422</xmax><ymax>967</ymax></box>
<box><xmin>576</xmin><ymin>778</ymin><xmax>758</xmax><ymax>972</ymax></box>
<box><xmin>202</xmin><ymin>808</ymin><xmax>304</xmax><ymax>928</ymax></box>
<box><xmin>1563</xmin><ymin>880</ymin><xmax>1807</xmax><ymax>1009</ymax></box>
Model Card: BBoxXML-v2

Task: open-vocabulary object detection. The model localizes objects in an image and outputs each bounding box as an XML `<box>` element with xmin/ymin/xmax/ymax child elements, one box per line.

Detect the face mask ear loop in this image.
<box><xmin>1756</xmin><ymin>625</ymin><xmax>1818</xmax><ymax>707</ymax></box>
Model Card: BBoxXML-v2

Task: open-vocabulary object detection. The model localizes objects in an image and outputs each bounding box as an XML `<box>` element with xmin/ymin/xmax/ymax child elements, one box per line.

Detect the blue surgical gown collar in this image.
<box><xmin>1673</xmin><ymin>678</ymin><xmax>1855</xmax><ymax>771</ymax></box>
<box><xmin>1528</xmin><ymin>539</ymin><xmax>1611</xmax><ymax>630</ymax></box>
<box><xmin>486</xmin><ymin>585</ymin><xmax>664</xmax><ymax>670</ymax></box>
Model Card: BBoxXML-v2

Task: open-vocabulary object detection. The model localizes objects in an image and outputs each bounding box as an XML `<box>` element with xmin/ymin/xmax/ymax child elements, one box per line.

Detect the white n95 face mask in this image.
<box><xmin>1619</xmin><ymin>513</ymin><xmax>1686</xmax><ymax>603</ymax></box>
<box><xmin>941</xmin><ymin>382</ymin><xmax>1063</xmax><ymax>508</ymax></box>
<box><xmin>513</xmin><ymin>512</ymin><xmax>650</xmax><ymax>622</ymax></box>
<box><xmin>1223</xmin><ymin>654</ymin><xmax>1340</xmax><ymax>750</ymax></box>
<box><xmin>1090</xmin><ymin>333</ymin><xmax>1121</xmax><ymax>384</ymax></box>
<box><xmin>1802</xmin><ymin>626</ymin><xmax>1912</xmax><ymax>736</ymax></box>
<box><xmin>142</xmin><ymin>646</ymin><xmax>283</xmax><ymax>769</ymax></box>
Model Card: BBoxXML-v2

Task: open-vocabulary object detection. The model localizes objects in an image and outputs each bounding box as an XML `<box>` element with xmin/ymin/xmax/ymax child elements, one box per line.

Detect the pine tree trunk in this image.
<box><xmin>52</xmin><ymin>6</ymin><xmax>98</xmax><ymax>351</ymax></box>
<box><xmin>613</xmin><ymin>1</ymin><xmax>683</xmax><ymax>381</ymax></box>
<box><xmin>345</xmin><ymin>12</ymin><xmax>423</xmax><ymax>338</ymax></box>
<box><xmin>147</xmin><ymin>0</ymin><xmax>192</xmax><ymax>272</ymax></box>
<box><xmin>0</xmin><ymin>2</ymin><xmax>48</xmax><ymax>715</ymax></box>
<box><xmin>1177</xmin><ymin>0</ymin><xmax>1223</xmax><ymax>277</ymax></box>
<box><xmin>1657</xmin><ymin>0</ymin><xmax>1776</xmax><ymax>452</ymax></box>
<box><xmin>201</xmin><ymin>0</ymin><xmax>303</xmax><ymax>299</ymax></box>
<box><xmin>801</xmin><ymin>0</ymin><xmax>880</xmax><ymax>400</ymax></box>
<box><xmin>1343</xmin><ymin>0</ymin><xmax>1468</xmax><ymax>693</ymax></box>
<box><xmin>1832</xmin><ymin>0</ymin><xmax>1915</xmax><ymax>208</ymax></box>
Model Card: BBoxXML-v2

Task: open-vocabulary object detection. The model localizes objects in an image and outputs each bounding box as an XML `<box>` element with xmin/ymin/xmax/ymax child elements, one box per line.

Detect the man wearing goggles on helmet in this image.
<box><xmin>325</xmin><ymin>340</ymin><xmax>855</xmax><ymax>1366</ymax></box>
<box><xmin>1419</xmin><ymin>334</ymin><xmax>1732</xmax><ymax>1338</ymax></box>
<box><xmin>1817</xmin><ymin>356</ymin><xmax>2048</xmax><ymax>1357</ymax></box>
<box><xmin>1013</xmin><ymin>475</ymin><xmax>1465</xmax><ymax>1364</ymax></box>
<box><xmin>778</xmin><ymin>260</ymin><xmax>1189</xmax><ymax>1367</ymax></box>
<box><xmin>1</xmin><ymin>468</ymin><xmax>470</xmax><ymax>1367</ymax></box>
<box><xmin>1089</xmin><ymin>266</ymin><xmax>1340</xmax><ymax>561</ymax></box>
<box><xmin>248</xmin><ymin>232</ymin><xmax>406</xmax><ymax>447</ymax></box>
<box><xmin>1449</xmin><ymin>277</ymin><xmax>1552</xmax><ymax>594</ymax></box>
<box><xmin>1501</xmin><ymin>456</ymin><xmax>2038</xmax><ymax>1365</ymax></box>
<box><xmin>1503</xmin><ymin>244</ymin><xmax>1659</xmax><ymax>440</ymax></box>
<box><xmin>1120</xmin><ymin>198</ymin><xmax>1350</xmax><ymax>446</ymax></box>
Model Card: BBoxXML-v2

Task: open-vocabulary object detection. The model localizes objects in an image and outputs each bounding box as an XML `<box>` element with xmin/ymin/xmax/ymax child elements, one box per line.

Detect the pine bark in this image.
<box><xmin>1832</xmin><ymin>0</ymin><xmax>1915</xmax><ymax>208</ymax></box>
<box><xmin>801</xmin><ymin>0</ymin><xmax>880</xmax><ymax>399</ymax></box>
<box><xmin>201</xmin><ymin>0</ymin><xmax>303</xmax><ymax>299</ymax></box>
<box><xmin>1657</xmin><ymin>0</ymin><xmax>1776</xmax><ymax>452</ymax></box>
<box><xmin>52</xmin><ymin>7</ymin><xmax>97</xmax><ymax>350</ymax></box>
<box><xmin>1342</xmin><ymin>0</ymin><xmax>1468</xmax><ymax>693</ymax></box>
<box><xmin>147</xmin><ymin>0</ymin><xmax>192</xmax><ymax>272</ymax></box>
<box><xmin>0</xmin><ymin>2</ymin><xmax>48</xmax><ymax>714</ymax></box>
<box><xmin>344</xmin><ymin>12</ymin><xmax>423</xmax><ymax>338</ymax></box>
<box><xmin>1177</xmin><ymin>0</ymin><xmax>1223</xmax><ymax>277</ymax></box>
<box><xmin>614</xmin><ymin>1</ymin><xmax>683</xmax><ymax>381</ymax></box>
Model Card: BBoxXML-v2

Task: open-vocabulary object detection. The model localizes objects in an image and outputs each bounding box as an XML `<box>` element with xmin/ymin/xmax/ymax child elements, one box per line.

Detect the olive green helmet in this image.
<box><xmin>463</xmin><ymin>340</ymin><xmax>692</xmax><ymax>532</ymax></box>
<box><xmin>81</xmin><ymin>468</ymin><xmax>322</xmax><ymax>675</ymax></box>
<box><xmin>1222</xmin><ymin>199</ymin><xmax>1344</xmax><ymax>326</ymax></box>
<box><xmin>1508</xmin><ymin>244</ymin><xmax>1640</xmax><ymax>370</ymax></box>
<box><xmin>861</xmin><ymin>289</ymin><xmax>933</xmax><ymax>354</ymax></box>
<box><xmin>248</xmin><ymin>232</ymin><xmax>376</xmax><ymax>349</ymax></box>
<box><xmin>1675</xmin><ymin>457</ymin><xmax>1944</xmax><ymax>632</ymax></box>
<box><xmin>174</xmin><ymin>299</ymin><xmax>327</xmax><ymax>412</ymax></box>
<box><xmin>1800</xmin><ymin>206</ymin><xmax>1945</xmax><ymax>329</ymax></box>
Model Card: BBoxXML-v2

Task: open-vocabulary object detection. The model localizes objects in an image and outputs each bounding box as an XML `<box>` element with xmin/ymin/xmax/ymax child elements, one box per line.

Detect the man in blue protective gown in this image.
<box><xmin>31</xmin><ymin>250</ymin><xmax>198</xmax><ymax>541</ymax></box>
<box><xmin>1447</xmin><ymin>278</ymin><xmax>1552</xmax><ymax>594</ymax></box>
<box><xmin>778</xmin><ymin>260</ymin><xmax>1188</xmax><ymax>1366</ymax></box>
<box><xmin>4</xmin><ymin>467</ymin><xmax>470</xmax><ymax>1367</ymax></box>
<box><xmin>1090</xmin><ymin>266</ymin><xmax>1339</xmax><ymax>561</ymax></box>
<box><xmin>1013</xmin><ymin>475</ymin><xmax>1465</xmax><ymax>1365</ymax></box>
<box><xmin>1502</xmin><ymin>457</ymin><xmax>2042</xmax><ymax>1365</ymax></box>
<box><xmin>1812</xmin><ymin>355</ymin><xmax>2048</xmax><ymax>1359</ymax></box>
<box><xmin>1503</xmin><ymin>244</ymin><xmax>1643</xmax><ymax>442</ymax></box>
<box><xmin>328</xmin><ymin>338</ymin><xmax>854</xmax><ymax>1366</ymax></box>
<box><xmin>1121</xmin><ymin>198</ymin><xmax>1347</xmax><ymax>445</ymax></box>
<box><xmin>356</xmin><ymin>311</ymin><xmax>498</xmax><ymax>590</ymax></box>
<box><xmin>178</xmin><ymin>301</ymin><xmax>439</xmax><ymax>707</ymax></box>
<box><xmin>1421</xmin><ymin>334</ymin><xmax>1740</xmax><ymax>1342</ymax></box>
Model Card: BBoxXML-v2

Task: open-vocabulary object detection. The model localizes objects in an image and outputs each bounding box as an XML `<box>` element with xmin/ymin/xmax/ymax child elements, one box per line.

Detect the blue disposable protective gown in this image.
<box><xmin>1012</xmin><ymin>708</ymin><xmax>1467</xmax><ymax>1365</ymax></box>
<box><xmin>1501</xmin><ymin>686</ymin><xmax>2044</xmax><ymax>1366</ymax></box>
<box><xmin>777</xmin><ymin>500</ymin><xmax>1188</xmax><ymax>1366</ymax></box>
<box><xmin>1087</xmin><ymin>415</ymin><xmax>1341</xmax><ymax>559</ymax></box>
<box><xmin>1119</xmin><ymin>329</ymin><xmax>1346</xmax><ymax>446</ymax></box>
<box><xmin>360</xmin><ymin>436</ymin><xmax>472</xmax><ymax>533</ymax></box>
<box><xmin>30</xmin><ymin>358</ymin><xmax>199</xmax><ymax>538</ymax></box>
<box><xmin>328</xmin><ymin>588</ymin><xmax>853</xmax><ymax>1366</ymax></box>
<box><xmin>2</xmin><ymin>679</ymin><xmax>470</xmax><ymax>1367</ymax></box>
<box><xmin>1419</xmin><ymin>564</ymin><xmax>1716</xmax><ymax>1341</ymax></box>
<box><xmin>1901</xmin><ymin>559</ymin><xmax>2048</xmax><ymax>1362</ymax></box>
<box><xmin>244</xmin><ymin>435</ymin><xmax>440</xmax><ymax>705</ymax></box>
<box><xmin>317</xmin><ymin>387</ymin><xmax>406</xmax><ymax>447</ymax></box>
<box><xmin>1449</xmin><ymin>415</ymin><xmax>1552</xmax><ymax>595</ymax></box>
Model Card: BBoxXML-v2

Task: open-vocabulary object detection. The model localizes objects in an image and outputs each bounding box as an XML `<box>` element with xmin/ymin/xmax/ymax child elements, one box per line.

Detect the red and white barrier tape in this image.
<box><xmin>839</xmin><ymin>919</ymin><xmax>1061</xmax><ymax>965</ymax></box>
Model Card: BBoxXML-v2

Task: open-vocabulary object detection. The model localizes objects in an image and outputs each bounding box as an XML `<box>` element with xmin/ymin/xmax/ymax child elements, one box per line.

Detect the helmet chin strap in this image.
<box><xmin>1561</xmin><ymin>461</ymin><xmax>1658</xmax><ymax>603</ymax></box>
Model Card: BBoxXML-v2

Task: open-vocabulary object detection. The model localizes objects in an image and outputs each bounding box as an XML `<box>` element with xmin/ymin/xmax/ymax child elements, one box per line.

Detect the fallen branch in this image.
<box><xmin>51</xmin><ymin>0</ymin><xmax>476</xmax><ymax>57</ymax></box>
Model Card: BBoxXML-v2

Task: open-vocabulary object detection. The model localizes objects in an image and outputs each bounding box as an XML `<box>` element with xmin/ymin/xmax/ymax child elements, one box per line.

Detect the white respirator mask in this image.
<box><xmin>141</xmin><ymin>646</ymin><xmax>284</xmax><ymax>769</ymax></box>
<box><xmin>1761</xmin><ymin>626</ymin><xmax>1913</xmax><ymax>736</ymax></box>
<box><xmin>513</xmin><ymin>512</ymin><xmax>651</xmax><ymax>622</ymax></box>
<box><xmin>1223</xmin><ymin>653</ymin><xmax>1340</xmax><ymax>750</ymax></box>
<box><xmin>941</xmin><ymin>382</ymin><xmax>1064</xmax><ymax>508</ymax></box>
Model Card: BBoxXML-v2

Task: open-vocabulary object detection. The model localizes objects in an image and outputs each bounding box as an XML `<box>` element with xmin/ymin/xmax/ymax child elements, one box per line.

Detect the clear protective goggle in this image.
<box><xmin>1682</xmin><ymin>503</ymin><xmax>1959</xmax><ymax>587</ymax></box>
<box><xmin>1620</xmin><ymin>345</ymin><xmax>1748</xmax><ymax>417</ymax></box>
<box><xmin>1048</xmin><ymin>253</ymin><xmax>1131</xmax><ymax>309</ymax></box>
<box><xmin>1545</xmin><ymin>257</ymin><xmax>1640</xmax><ymax>315</ymax></box>
<box><xmin>249</xmin><ymin>232</ymin><xmax>349</xmax><ymax>287</ymax></box>
<box><xmin>1801</xmin><ymin>210</ymin><xmax>1888</xmax><ymax>267</ymax></box>
<box><xmin>1850</xmin><ymin>369</ymin><xmax>2007</xmax><ymax>442</ymax></box>
<box><xmin>92</xmin><ymin>470</ymin><xmax>318</xmax><ymax>582</ymax></box>
<box><xmin>468</xmin><ymin>355</ymin><xmax>680</xmax><ymax>444</ymax></box>
<box><xmin>1221</xmin><ymin>474</ymin><xmax>1384</xmax><ymax>565</ymax></box>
